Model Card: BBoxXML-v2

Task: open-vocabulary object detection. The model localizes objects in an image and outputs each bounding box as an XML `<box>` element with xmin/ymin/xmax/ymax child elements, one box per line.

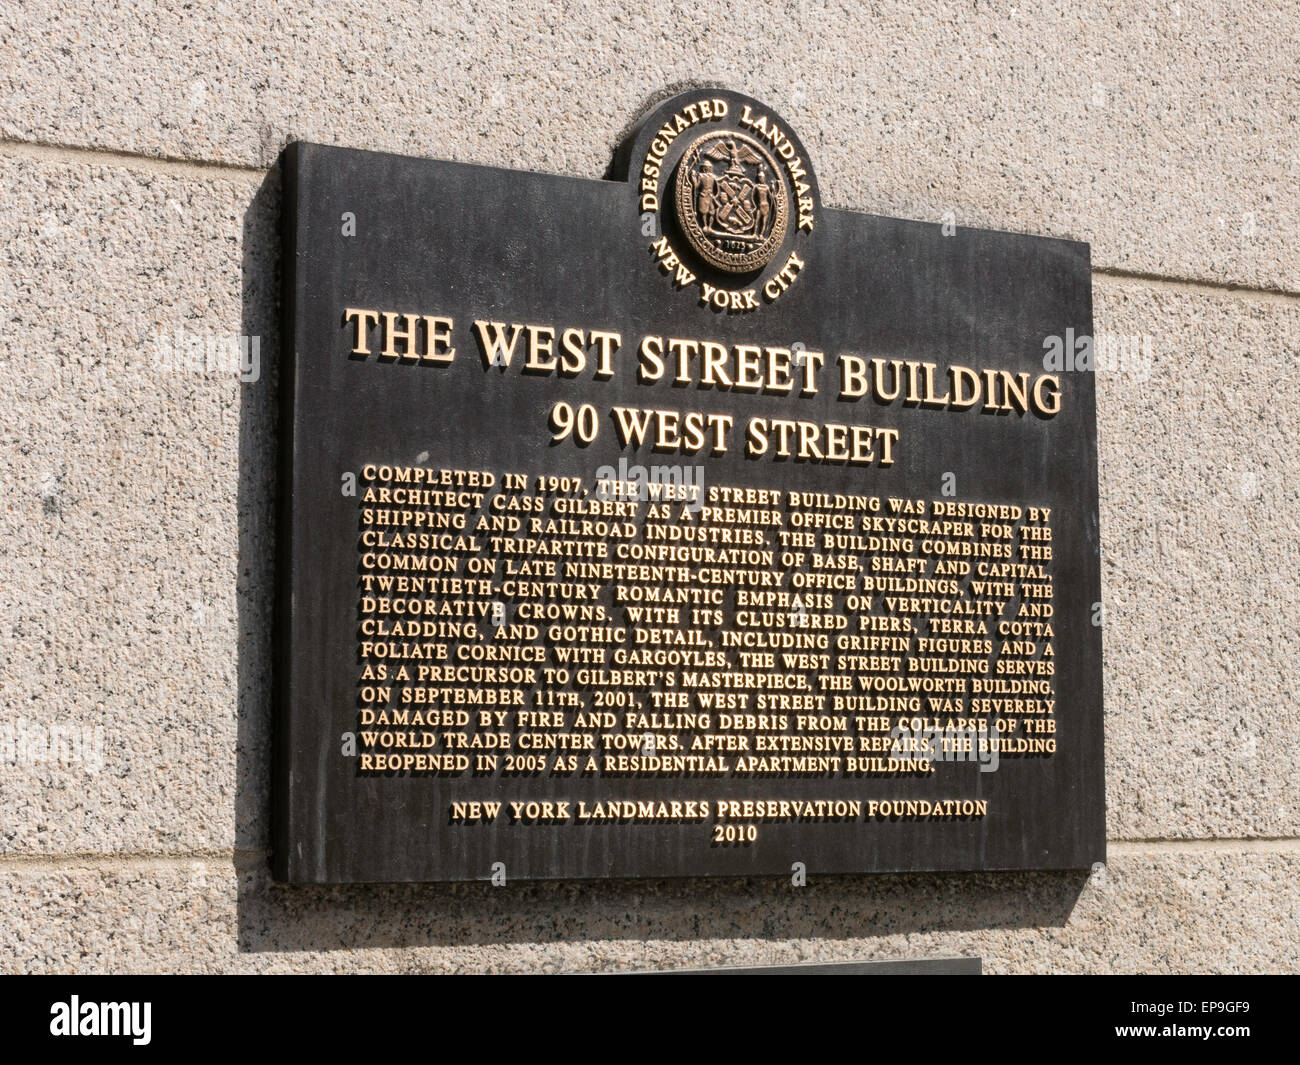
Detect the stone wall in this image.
<box><xmin>2</xmin><ymin>1</ymin><xmax>1296</xmax><ymax>972</ymax></box>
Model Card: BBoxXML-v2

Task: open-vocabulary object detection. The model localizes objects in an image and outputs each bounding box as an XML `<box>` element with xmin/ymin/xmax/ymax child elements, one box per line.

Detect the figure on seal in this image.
<box><xmin>692</xmin><ymin>159</ymin><xmax>719</xmax><ymax>232</ymax></box>
<box><xmin>752</xmin><ymin>165</ymin><xmax>773</xmax><ymax>237</ymax></box>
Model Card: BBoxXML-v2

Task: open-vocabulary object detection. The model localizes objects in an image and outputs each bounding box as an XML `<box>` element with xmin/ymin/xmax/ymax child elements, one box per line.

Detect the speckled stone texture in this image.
<box><xmin>1</xmin><ymin>847</ymin><xmax>1296</xmax><ymax>973</ymax></box>
<box><xmin>1095</xmin><ymin>279</ymin><xmax>1300</xmax><ymax>840</ymax></box>
<box><xmin>0</xmin><ymin>154</ymin><xmax>277</xmax><ymax>856</ymax></box>
<box><xmin>1</xmin><ymin>0</ymin><xmax>1298</xmax><ymax>973</ymax></box>
<box><xmin>1</xmin><ymin>2</ymin><xmax>1295</xmax><ymax>293</ymax></box>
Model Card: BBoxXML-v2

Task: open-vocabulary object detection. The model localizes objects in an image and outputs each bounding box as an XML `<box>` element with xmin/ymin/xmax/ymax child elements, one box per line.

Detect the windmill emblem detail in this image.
<box><xmin>675</xmin><ymin>130</ymin><xmax>790</xmax><ymax>273</ymax></box>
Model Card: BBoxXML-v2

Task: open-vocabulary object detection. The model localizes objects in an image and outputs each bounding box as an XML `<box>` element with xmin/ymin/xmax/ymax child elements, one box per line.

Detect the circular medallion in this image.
<box><xmin>674</xmin><ymin>130</ymin><xmax>790</xmax><ymax>273</ymax></box>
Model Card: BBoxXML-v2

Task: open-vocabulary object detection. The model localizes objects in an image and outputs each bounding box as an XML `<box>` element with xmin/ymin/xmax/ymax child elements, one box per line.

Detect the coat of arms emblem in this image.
<box><xmin>674</xmin><ymin>130</ymin><xmax>790</xmax><ymax>273</ymax></box>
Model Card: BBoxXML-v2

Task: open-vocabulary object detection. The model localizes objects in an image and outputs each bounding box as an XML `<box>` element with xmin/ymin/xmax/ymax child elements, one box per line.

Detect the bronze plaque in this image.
<box><xmin>274</xmin><ymin>91</ymin><xmax>1104</xmax><ymax>883</ymax></box>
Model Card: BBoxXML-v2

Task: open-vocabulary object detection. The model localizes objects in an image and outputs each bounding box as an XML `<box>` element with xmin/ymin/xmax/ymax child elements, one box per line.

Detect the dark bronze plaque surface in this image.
<box><xmin>275</xmin><ymin>91</ymin><xmax>1104</xmax><ymax>883</ymax></box>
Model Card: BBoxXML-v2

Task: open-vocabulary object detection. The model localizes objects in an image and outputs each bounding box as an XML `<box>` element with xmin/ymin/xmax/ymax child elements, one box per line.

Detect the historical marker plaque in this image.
<box><xmin>274</xmin><ymin>91</ymin><xmax>1104</xmax><ymax>883</ymax></box>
